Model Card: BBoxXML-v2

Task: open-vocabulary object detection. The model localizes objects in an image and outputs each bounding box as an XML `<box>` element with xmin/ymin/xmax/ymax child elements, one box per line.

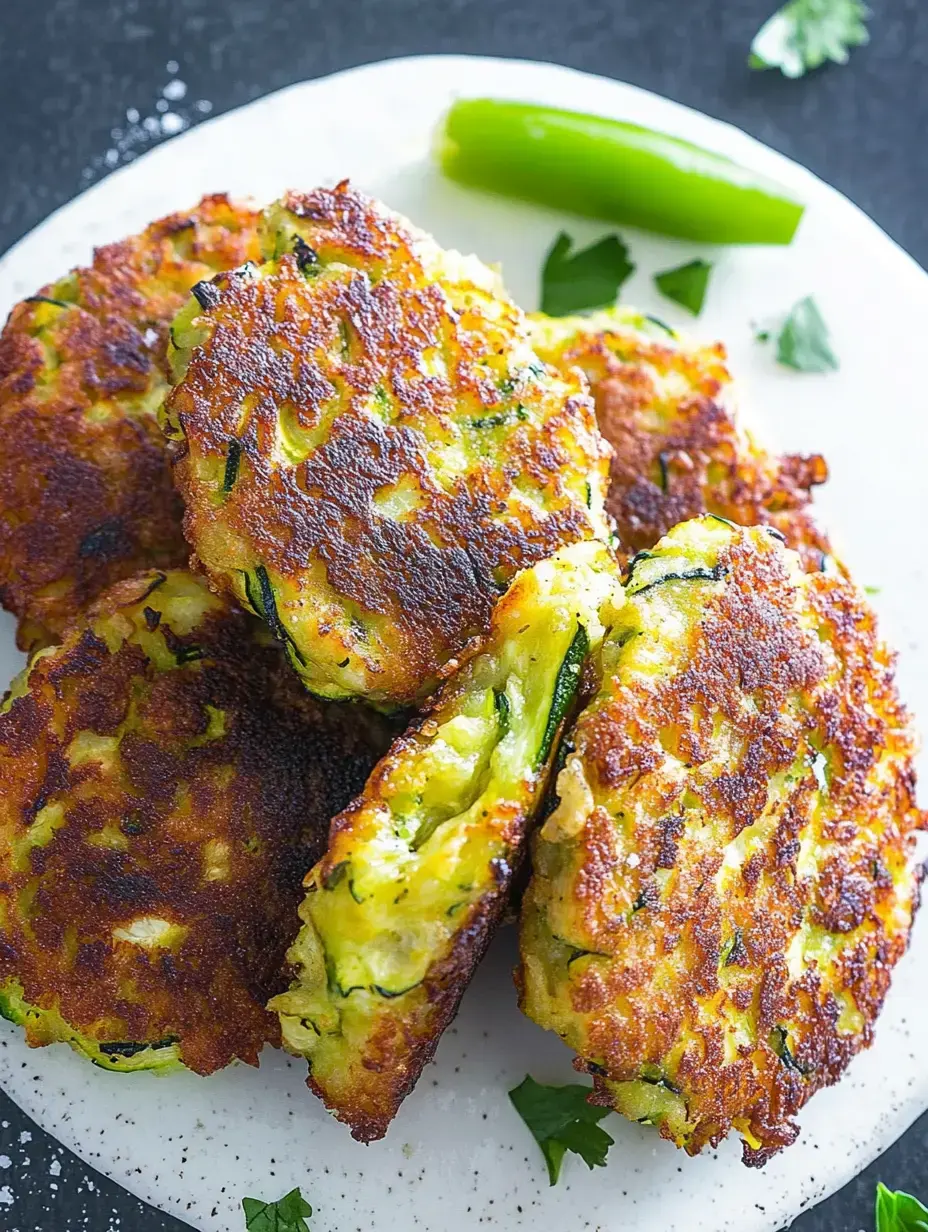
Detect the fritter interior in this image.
<box><xmin>162</xmin><ymin>183</ymin><xmax>611</xmax><ymax>707</ymax></box>
<box><xmin>519</xmin><ymin>516</ymin><xmax>924</xmax><ymax>1164</ymax></box>
<box><xmin>529</xmin><ymin>310</ymin><xmax>830</xmax><ymax>571</ymax></box>
<box><xmin>0</xmin><ymin>569</ymin><xmax>383</xmax><ymax>1075</ymax></box>
<box><xmin>0</xmin><ymin>195</ymin><xmax>262</xmax><ymax>649</ymax></box>
<box><xmin>271</xmin><ymin>539</ymin><xmax>623</xmax><ymax>1140</ymax></box>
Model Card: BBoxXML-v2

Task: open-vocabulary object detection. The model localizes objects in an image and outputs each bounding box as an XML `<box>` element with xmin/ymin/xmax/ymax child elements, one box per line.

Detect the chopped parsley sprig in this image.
<box><xmin>750</xmin><ymin>0</ymin><xmax>870</xmax><ymax>78</ymax></box>
<box><xmin>509</xmin><ymin>1075</ymin><xmax>615</xmax><ymax>1184</ymax></box>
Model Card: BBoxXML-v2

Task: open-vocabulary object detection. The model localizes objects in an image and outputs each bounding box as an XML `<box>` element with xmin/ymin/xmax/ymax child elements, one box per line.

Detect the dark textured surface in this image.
<box><xmin>0</xmin><ymin>0</ymin><xmax>926</xmax><ymax>1229</ymax></box>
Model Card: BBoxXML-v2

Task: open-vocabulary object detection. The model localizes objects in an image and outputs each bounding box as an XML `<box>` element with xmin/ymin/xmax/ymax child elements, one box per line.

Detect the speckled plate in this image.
<box><xmin>0</xmin><ymin>53</ymin><xmax>926</xmax><ymax>1232</ymax></box>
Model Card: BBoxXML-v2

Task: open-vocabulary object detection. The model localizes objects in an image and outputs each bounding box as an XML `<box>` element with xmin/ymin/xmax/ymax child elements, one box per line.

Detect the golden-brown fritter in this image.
<box><xmin>271</xmin><ymin>540</ymin><xmax>622</xmax><ymax>1140</ymax></box>
<box><xmin>529</xmin><ymin>310</ymin><xmax>830</xmax><ymax>571</ymax></box>
<box><xmin>0</xmin><ymin>196</ymin><xmax>262</xmax><ymax>650</ymax></box>
<box><xmin>519</xmin><ymin>516</ymin><xmax>924</xmax><ymax>1164</ymax></box>
<box><xmin>162</xmin><ymin>184</ymin><xmax>611</xmax><ymax>707</ymax></box>
<box><xmin>0</xmin><ymin>569</ymin><xmax>383</xmax><ymax>1075</ymax></box>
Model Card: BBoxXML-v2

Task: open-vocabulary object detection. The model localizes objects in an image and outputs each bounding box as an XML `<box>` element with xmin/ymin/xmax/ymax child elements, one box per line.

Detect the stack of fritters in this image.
<box><xmin>0</xmin><ymin>184</ymin><xmax>921</xmax><ymax>1169</ymax></box>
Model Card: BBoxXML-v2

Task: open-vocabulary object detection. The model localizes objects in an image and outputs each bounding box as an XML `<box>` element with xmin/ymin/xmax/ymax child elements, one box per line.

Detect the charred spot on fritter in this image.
<box><xmin>519</xmin><ymin>516</ymin><xmax>924</xmax><ymax>1164</ymax></box>
<box><xmin>0</xmin><ymin>195</ymin><xmax>262</xmax><ymax>648</ymax></box>
<box><xmin>0</xmin><ymin>570</ymin><xmax>385</xmax><ymax>1075</ymax></box>
<box><xmin>162</xmin><ymin>183</ymin><xmax>611</xmax><ymax>706</ymax></box>
<box><xmin>529</xmin><ymin>309</ymin><xmax>830</xmax><ymax>571</ymax></box>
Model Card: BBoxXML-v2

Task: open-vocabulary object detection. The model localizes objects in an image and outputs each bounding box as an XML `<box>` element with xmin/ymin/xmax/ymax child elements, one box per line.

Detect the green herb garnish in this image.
<box><xmin>540</xmin><ymin>232</ymin><xmax>634</xmax><ymax>317</ymax></box>
<box><xmin>242</xmin><ymin>1186</ymin><xmax>313</xmax><ymax>1231</ymax></box>
<box><xmin>509</xmin><ymin>1075</ymin><xmax>615</xmax><ymax>1185</ymax></box>
<box><xmin>758</xmin><ymin>296</ymin><xmax>838</xmax><ymax>372</ymax></box>
<box><xmin>874</xmin><ymin>1184</ymin><xmax>928</xmax><ymax>1232</ymax></box>
<box><xmin>750</xmin><ymin>0</ymin><xmax>870</xmax><ymax>78</ymax></box>
<box><xmin>653</xmin><ymin>259</ymin><xmax>712</xmax><ymax>316</ymax></box>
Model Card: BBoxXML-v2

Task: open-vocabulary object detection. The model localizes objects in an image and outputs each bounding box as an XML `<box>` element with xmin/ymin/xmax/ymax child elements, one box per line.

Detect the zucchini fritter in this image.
<box><xmin>529</xmin><ymin>310</ymin><xmax>830</xmax><ymax>571</ymax></box>
<box><xmin>0</xmin><ymin>196</ymin><xmax>262</xmax><ymax>649</ymax></box>
<box><xmin>162</xmin><ymin>184</ymin><xmax>611</xmax><ymax>707</ymax></box>
<box><xmin>519</xmin><ymin>517</ymin><xmax>924</xmax><ymax>1164</ymax></box>
<box><xmin>270</xmin><ymin>539</ymin><xmax>623</xmax><ymax>1139</ymax></box>
<box><xmin>0</xmin><ymin>570</ymin><xmax>382</xmax><ymax>1075</ymax></box>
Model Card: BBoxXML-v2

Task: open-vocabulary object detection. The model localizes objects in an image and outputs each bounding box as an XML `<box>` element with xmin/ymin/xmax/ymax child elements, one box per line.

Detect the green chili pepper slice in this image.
<box><xmin>437</xmin><ymin>98</ymin><xmax>804</xmax><ymax>245</ymax></box>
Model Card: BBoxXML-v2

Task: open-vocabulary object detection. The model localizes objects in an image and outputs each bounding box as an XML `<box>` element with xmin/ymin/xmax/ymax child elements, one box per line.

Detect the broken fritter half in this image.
<box><xmin>529</xmin><ymin>309</ymin><xmax>831</xmax><ymax>572</ymax></box>
<box><xmin>161</xmin><ymin>183</ymin><xmax>611</xmax><ymax>707</ymax></box>
<box><xmin>519</xmin><ymin>516</ymin><xmax>924</xmax><ymax>1164</ymax></box>
<box><xmin>270</xmin><ymin>539</ymin><xmax>624</xmax><ymax>1139</ymax></box>
<box><xmin>0</xmin><ymin>569</ymin><xmax>384</xmax><ymax>1075</ymax></box>
<box><xmin>0</xmin><ymin>195</ymin><xmax>262</xmax><ymax>650</ymax></box>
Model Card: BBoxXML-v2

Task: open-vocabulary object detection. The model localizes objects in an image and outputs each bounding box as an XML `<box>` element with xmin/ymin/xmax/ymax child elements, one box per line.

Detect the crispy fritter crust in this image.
<box><xmin>0</xmin><ymin>570</ymin><xmax>382</xmax><ymax>1074</ymax></box>
<box><xmin>0</xmin><ymin>196</ymin><xmax>262</xmax><ymax>648</ymax></box>
<box><xmin>529</xmin><ymin>311</ymin><xmax>830</xmax><ymax>571</ymax></box>
<box><xmin>162</xmin><ymin>184</ymin><xmax>611</xmax><ymax>705</ymax></box>
<box><xmin>519</xmin><ymin>518</ymin><xmax>924</xmax><ymax>1164</ymax></box>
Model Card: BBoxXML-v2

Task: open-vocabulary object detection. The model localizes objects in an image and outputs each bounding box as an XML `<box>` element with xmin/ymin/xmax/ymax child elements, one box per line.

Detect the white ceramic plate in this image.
<box><xmin>1</xmin><ymin>53</ymin><xmax>926</xmax><ymax>1232</ymax></box>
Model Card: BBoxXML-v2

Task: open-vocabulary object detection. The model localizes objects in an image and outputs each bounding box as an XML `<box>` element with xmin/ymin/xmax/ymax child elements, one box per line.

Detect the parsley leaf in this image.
<box><xmin>509</xmin><ymin>1075</ymin><xmax>615</xmax><ymax>1185</ymax></box>
<box><xmin>750</xmin><ymin>0</ymin><xmax>870</xmax><ymax>78</ymax></box>
<box><xmin>774</xmin><ymin>296</ymin><xmax>838</xmax><ymax>372</ymax></box>
<box><xmin>242</xmin><ymin>1187</ymin><xmax>313</xmax><ymax>1231</ymax></box>
<box><xmin>653</xmin><ymin>259</ymin><xmax>713</xmax><ymax>316</ymax></box>
<box><xmin>540</xmin><ymin>232</ymin><xmax>634</xmax><ymax>317</ymax></box>
<box><xmin>875</xmin><ymin>1184</ymin><xmax>928</xmax><ymax>1232</ymax></box>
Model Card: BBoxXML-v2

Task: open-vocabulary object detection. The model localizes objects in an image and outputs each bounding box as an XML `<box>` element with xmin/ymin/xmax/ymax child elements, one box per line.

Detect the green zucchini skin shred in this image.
<box><xmin>270</xmin><ymin>539</ymin><xmax>623</xmax><ymax>1141</ymax></box>
<box><xmin>0</xmin><ymin>979</ymin><xmax>182</xmax><ymax>1074</ymax></box>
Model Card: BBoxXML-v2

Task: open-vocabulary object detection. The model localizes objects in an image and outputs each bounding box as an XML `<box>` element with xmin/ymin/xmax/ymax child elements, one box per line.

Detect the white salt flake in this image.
<box><xmin>195</xmin><ymin>99</ymin><xmax>213</xmax><ymax>113</ymax></box>
<box><xmin>163</xmin><ymin>79</ymin><xmax>187</xmax><ymax>101</ymax></box>
<box><xmin>126</xmin><ymin>107</ymin><xmax>140</xmax><ymax>123</ymax></box>
<box><xmin>155</xmin><ymin>98</ymin><xmax>169</xmax><ymax>113</ymax></box>
<box><xmin>17</xmin><ymin>1132</ymin><xmax>30</xmax><ymax>1145</ymax></box>
<box><xmin>626</xmin><ymin>852</ymin><xmax>641</xmax><ymax>868</ymax></box>
<box><xmin>104</xmin><ymin>149</ymin><xmax>119</xmax><ymax>167</ymax></box>
<box><xmin>143</xmin><ymin>116</ymin><xmax>160</xmax><ymax>134</ymax></box>
<box><xmin>0</xmin><ymin>1187</ymin><xmax>13</xmax><ymax>1207</ymax></box>
<box><xmin>160</xmin><ymin>113</ymin><xmax>187</xmax><ymax>136</ymax></box>
<box><xmin>49</xmin><ymin>1159</ymin><xmax>61</xmax><ymax>1177</ymax></box>
<box><xmin>0</xmin><ymin>1156</ymin><xmax>10</xmax><ymax>1168</ymax></box>
<box><xmin>166</xmin><ymin>59</ymin><xmax>179</xmax><ymax>73</ymax></box>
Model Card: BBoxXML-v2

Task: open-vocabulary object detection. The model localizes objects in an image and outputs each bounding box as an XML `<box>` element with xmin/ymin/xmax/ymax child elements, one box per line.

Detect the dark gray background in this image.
<box><xmin>0</xmin><ymin>1</ymin><xmax>925</xmax><ymax>1229</ymax></box>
